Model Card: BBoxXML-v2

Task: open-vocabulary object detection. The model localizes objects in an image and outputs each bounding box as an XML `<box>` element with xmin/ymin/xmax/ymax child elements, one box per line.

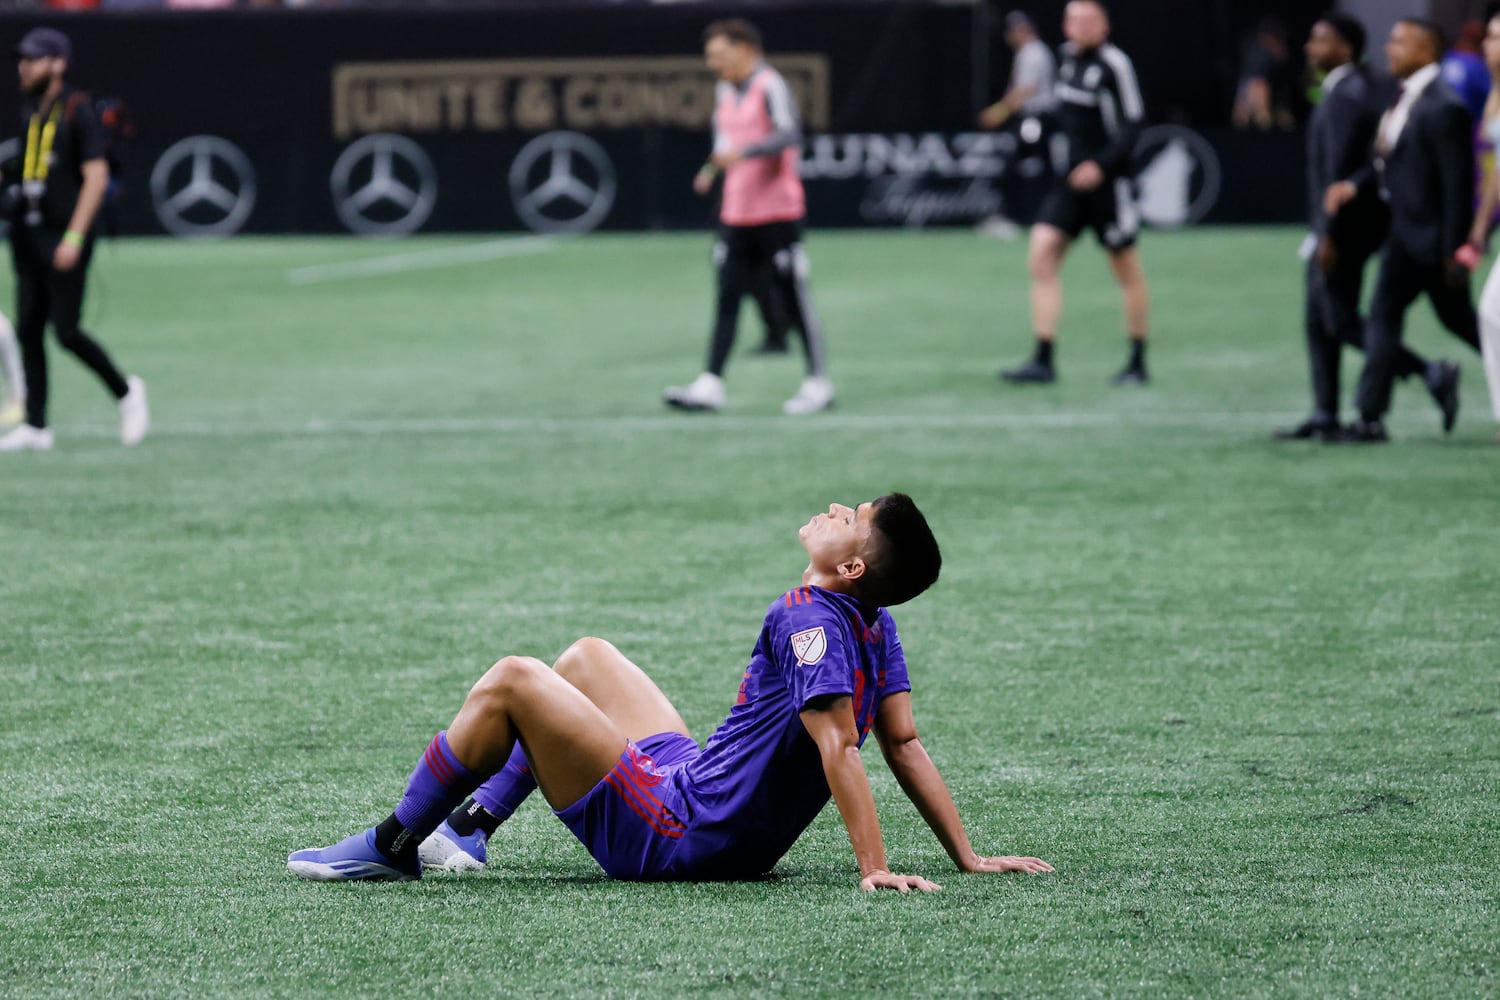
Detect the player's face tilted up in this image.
<box><xmin>289</xmin><ymin>494</ymin><xmax>1054</xmax><ymax>891</ymax></box>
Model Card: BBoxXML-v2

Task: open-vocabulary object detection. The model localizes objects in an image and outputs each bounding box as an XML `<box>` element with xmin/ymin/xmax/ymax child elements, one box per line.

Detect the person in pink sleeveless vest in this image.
<box><xmin>664</xmin><ymin>19</ymin><xmax>835</xmax><ymax>416</ymax></box>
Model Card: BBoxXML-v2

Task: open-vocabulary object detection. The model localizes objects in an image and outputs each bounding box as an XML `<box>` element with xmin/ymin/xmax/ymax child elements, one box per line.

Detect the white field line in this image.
<box><xmin>285</xmin><ymin>236</ymin><xmax>558</xmax><ymax>286</ymax></box>
<box><xmin>61</xmin><ymin>410</ymin><xmax>1302</xmax><ymax>439</ymax></box>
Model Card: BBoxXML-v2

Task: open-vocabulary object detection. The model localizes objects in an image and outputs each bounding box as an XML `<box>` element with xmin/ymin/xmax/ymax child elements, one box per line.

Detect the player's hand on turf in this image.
<box><xmin>860</xmin><ymin>870</ymin><xmax>942</xmax><ymax>893</ymax></box>
<box><xmin>1067</xmin><ymin>161</ymin><xmax>1104</xmax><ymax>192</ymax></box>
<box><xmin>966</xmin><ymin>855</ymin><xmax>1055</xmax><ymax>875</ymax></box>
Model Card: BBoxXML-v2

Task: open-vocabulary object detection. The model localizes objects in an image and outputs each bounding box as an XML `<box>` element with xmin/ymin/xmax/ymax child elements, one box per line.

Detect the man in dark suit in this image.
<box><xmin>1326</xmin><ymin>18</ymin><xmax>1481</xmax><ymax>442</ymax></box>
<box><xmin>1277</xmin><ymin>14</ymin><xmax>1458</xmax><ymax>442</ymax></box>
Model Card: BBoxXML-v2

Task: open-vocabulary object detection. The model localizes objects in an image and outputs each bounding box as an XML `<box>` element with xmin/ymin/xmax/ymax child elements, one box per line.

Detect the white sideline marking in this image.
<box><xmin>285</xmin><ymin>237</ymin><xmax>558</xmax><ymax>286</ymax></box>
<box><xmin>64</xmin><ymin>411</ymin><xmax>1300</xmax><ymax>439</ymax></box>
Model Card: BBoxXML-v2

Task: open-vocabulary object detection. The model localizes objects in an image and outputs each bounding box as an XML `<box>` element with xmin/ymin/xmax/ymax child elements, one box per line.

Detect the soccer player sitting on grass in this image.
<box><xmin>288</xmin><ymin>494</ymin><xmax>1054</xmax><ymax>891</ymax></box>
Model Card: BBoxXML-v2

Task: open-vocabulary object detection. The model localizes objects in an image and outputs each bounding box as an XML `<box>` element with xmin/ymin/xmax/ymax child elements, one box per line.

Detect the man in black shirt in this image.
<box><xmin>1001</xmin><ymin>0</ymin><xmax>1152</xmax><ymax>386</ymax></box>
<box><xmin>0</xmin><ymin>28</ymin><xmax>146</xmax><ymax>454</ymax></box>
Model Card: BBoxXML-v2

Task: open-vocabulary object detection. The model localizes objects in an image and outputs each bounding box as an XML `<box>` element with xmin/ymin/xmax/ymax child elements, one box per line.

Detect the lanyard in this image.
<box><xmin>23</xmin><ymin>102</ymin><xmax>62</xmax><ymax>184</ymax></box>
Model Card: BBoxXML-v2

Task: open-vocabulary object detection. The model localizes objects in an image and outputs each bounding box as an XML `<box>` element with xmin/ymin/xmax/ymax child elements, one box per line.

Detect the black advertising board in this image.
<box><xmin>0</xmin><ymin>4</ymin><xmax>1304</xmax><ymax>236</ymax></box>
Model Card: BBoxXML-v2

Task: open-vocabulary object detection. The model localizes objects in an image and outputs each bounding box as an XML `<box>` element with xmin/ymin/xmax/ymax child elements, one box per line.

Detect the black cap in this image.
<box><xmin>16</xmin><ymin>27</ymin><xmax>71</xmax><ymax>62</ymax></box>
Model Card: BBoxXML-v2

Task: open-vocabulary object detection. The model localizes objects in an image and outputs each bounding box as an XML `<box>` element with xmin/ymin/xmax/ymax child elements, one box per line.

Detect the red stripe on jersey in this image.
<box><xmin>784</xmin><ymin>591</ymin><xmax>794</xmax><ymax>608</ymax></box>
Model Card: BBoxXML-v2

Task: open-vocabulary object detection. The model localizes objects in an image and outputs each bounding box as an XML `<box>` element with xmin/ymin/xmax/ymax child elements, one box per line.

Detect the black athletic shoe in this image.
<box><xmin>1426</xmin><ymin>360</ymin><xmax>1460</xmax><ymax>434</ymax></box>
<box><xmin>1273</xmin><ymin>418</ymin><xmax>1342</xmax><ymax>442</ymax></box>
<box><xmin>1000</xmin><ymin>360</ymin><xmax>1056</xmax><ymax>384</ymax></box>
<box><xmin>1329</xmin><ymin>420</ymin><xmax>1388</xmax><ymax>444</ymax></box>
<box><xmin>1111</xmin><ymin>365</ymin><xmax>1149</xmax><ymax>386</ymax></box>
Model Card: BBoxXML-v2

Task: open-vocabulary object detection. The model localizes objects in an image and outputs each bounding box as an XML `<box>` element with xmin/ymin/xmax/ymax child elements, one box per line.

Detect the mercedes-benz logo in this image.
<box><xmin>150</xmin><ymin>136</ymin><xmax>257</xmax><ymax>238</ymax></box>
<box><xmin>1133</xmin><ymin>125</ymin><xmax>1222</xmax><ymax>229</ymax></box>
<box><xmin>331</xmin><ymin>134</ymin><xmax>438</xmax><ymax>237</ymax></box>
<box><xmin>509</xmin><ymin>131</ymin><xmax>616</xmax><ymax>235</ymax></box>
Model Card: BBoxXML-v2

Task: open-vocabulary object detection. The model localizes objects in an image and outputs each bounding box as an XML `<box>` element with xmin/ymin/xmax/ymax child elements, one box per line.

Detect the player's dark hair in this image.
<box><xmin>1398</xmin><ymin>17</ymin><xmax>1447</xmax><ymax>58</ymax></box>
<box><xmin>1321</xmin><ymin>13</ymin><xmax>1366</xmax><ymax>64</ymax></box>
<box><xmin>704</xmin><ymin>19</ymin><xmax>763</xmax><ymax>51</ymax></box>
<box><xmin>860</xmin><ymin>493</ymin><xmax>942</xmax><ymax>608</ymax></box>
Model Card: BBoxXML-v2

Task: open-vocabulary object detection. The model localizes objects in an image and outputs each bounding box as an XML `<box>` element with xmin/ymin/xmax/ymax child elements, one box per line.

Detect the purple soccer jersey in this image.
<box><xmin>662</xmin><ymin>584</ymin><xmax>911</xmax><ymax>877</ymax></box>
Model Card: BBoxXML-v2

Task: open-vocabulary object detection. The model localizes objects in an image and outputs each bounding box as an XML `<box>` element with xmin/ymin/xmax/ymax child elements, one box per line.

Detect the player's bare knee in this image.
<box><xmin>470</xmin><ymin>655</ymin><xmax>546</xmax><ymax>705</ymax></box>
<box><xmin>554</xmin><ymin>636</ymin><xmax>617</xmax><ymax>681</ymax></box>
<box><xmin>1028</xmin><ymin>252</ymin><xmax>1059</xmax><ymax>281</ymax></box>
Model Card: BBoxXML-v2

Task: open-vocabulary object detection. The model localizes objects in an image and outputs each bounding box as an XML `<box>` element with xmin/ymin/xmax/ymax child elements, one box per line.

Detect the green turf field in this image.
<box><xmin>1</xmin><ymin>229</ymin><xmax>1496</xmax><ymax>998</ymax></box>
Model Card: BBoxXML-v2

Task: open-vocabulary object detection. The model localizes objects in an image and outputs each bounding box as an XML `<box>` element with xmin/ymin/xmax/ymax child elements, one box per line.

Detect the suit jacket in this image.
<box><xmin>1308</xmin><ymin>66</ymin><xmax>1387</xmax><ymax>250</ymax></box>
<box><xmin>1356</xmin><ymin>76</ymin><xmax>1474</xmax><ymax>265</ymax></box>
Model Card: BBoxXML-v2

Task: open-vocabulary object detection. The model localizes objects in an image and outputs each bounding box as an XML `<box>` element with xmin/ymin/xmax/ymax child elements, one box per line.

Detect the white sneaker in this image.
<box><xmin>663</xmin><ymin>372</ymin><xmax>725</xmax><ymax>412</ymax></box>
<box><xmin>119</xmin><ymin>375</ymin><xmax>149</xmax><ymax>446</ymax></box>
<box><xmin>782</xmin><ymin>375</ymin><xmax>835</xmax><ymax>415</ymax></box>
<box><xmin>0</xmin><ymin>423</ymin><xmax>53</xmax><ymax>452</ymax></box>
<box><xmin>418</xmin><ymin>820</ymin><xmax>488</xmax><ymax>873</ymax></box>
<box><xmin>0</xmin><ymin>397</ymin><xmax>23</xmax><ymax>429</ymax></box>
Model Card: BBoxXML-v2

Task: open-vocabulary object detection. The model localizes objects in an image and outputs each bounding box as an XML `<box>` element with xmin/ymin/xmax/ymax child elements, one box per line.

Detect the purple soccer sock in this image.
<box><xmin>385</xmin><ymin>731</ymin><xmax>481</xmax><ymax>853</ymax></box>
<box><xmin>471</xmin><ymin>742</ymin><xmax>538</xmax><ymax>822</ymax></box>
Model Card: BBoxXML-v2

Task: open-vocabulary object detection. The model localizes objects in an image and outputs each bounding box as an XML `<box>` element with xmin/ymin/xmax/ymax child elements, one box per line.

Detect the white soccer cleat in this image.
<box><xmin>0</xmin><ymin>397</ymin><xmax>23</xmax><ymax>429</ymax></box>
<box><xmin>663</xmin><ymin>372</ymin><xmax>725</xmax><ymax>412</ymax></box>
<box><xmin>418</xmin><ymin>821</ymin><xmax>489</xmax><ymax>872</ymax></box>
<box><xmin>782</xmin><ymin>375</ymin><xmax>835</xmax><ymax>415</ymax></box>
<box><xmin>0</xmin><ymin>423</ymin><xmax>53</xmax><ymax>452</ymax></box>
<box><xmin>120</xmin><ymin>375</ymin><xmax>149</xmax><ymax>446</ymax></box>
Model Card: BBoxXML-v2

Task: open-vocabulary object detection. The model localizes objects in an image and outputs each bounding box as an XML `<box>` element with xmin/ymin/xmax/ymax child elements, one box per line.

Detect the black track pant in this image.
<box><xmin>1356</xmin><ymin>247</ymin><xmax>1480</xmax><ymax>422</ymax></box>
<box><xmin>1303</xmin><ymin>239</ymin><xmax>1427</xmax><ymax>421</ymax></box>
<box><xmin>707</xmin><ymin>220</ymin><xmax>826</xmax><ymax>378</ymax></box>
<box><xmin>11</xmin><ymin>228</ymin><xmax>128</xmax><ymax>429</ymax></box>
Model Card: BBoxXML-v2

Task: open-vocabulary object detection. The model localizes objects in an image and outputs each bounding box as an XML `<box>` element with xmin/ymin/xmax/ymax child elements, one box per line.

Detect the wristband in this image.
<box><xmin>698</xmin><ymin>163</ymin><xmax>721</xmax><ymax>179</ymax></box>
<box><xmin>62</xmin><ymin>230</ymin><xmax>84</xmax><ymax>248</ymax></box>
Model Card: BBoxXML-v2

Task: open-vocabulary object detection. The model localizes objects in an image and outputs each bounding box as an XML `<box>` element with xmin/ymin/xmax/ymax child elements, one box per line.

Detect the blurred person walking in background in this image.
<box><xmin>0</xmin><ymin>28</ymin><xmax>146</xmax><ymax>454</ymax></box>
<box><xmin>0</xmin><ymin>310</ymin><xmax>23</xmax><ymax>428</ymax></box>
<box><xmin>1233</xmin><ymin>17</ymin><xmax>1297</xmax><ymax>130</ymax></box>
<box><xmin>1469</xmin><ymin>11</ymin><xmax>1500</xmax><ymax>444</ymax></box>
<box><xmin>664</xmin><ymin>19</ymin><xmax>833</xmax><ymax>416</ymax></box>
<box><xmin>1441</xmin><ymin>19</ymin><xmax>1490</xmax><ymax>126</ymax></box>
<box><xmin>976</xmin><ymin>10</ymin><xmax>1057</xmax><ymax>239</ymax></box>
<box><xmin>1001</xmin><ymin>0</ymin><xmax>1150</xmax><ymax>386</ymax></box>
<box><xmin>1326</xmin><ymin>19</ymin><xmax>1479</xmax><ymax>443</ymax></box>
<box><xmin>1277</xmin><ymin>13</ymin><xmax>1458</xmax><ymax>442</ymax></box>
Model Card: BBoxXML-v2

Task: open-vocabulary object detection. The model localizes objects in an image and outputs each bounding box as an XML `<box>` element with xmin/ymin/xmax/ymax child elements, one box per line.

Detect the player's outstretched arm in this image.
<box><xmin>800</xmin><ymin>695</ymin><xmax>942</xmax><ymax>893</ymax></box>
<box><xmin>873</xmin><ymin>692</ymin><xmax>1054</xmax><ymax>875</ymax></box>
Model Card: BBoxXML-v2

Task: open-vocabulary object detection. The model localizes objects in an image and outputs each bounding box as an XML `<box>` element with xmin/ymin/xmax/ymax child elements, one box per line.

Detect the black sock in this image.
<box><xmin>373</xmin><ymin>814</ymin><xmax>417</xmax><ymax>860</ymax></box>
<box><xmin>1127</xmin><ymin>338</ymin><xmax>1146</xmax><ymax>369</ymax></box>
<box><xmin>1034</xmin><ymin>338</ymin><xmax>1054</xmax><ymax>367</ymax></box>
<box><xmin>446</xmin><ymin>798</ymin><xmax>503</xmax><ymax>838</ymax></box>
